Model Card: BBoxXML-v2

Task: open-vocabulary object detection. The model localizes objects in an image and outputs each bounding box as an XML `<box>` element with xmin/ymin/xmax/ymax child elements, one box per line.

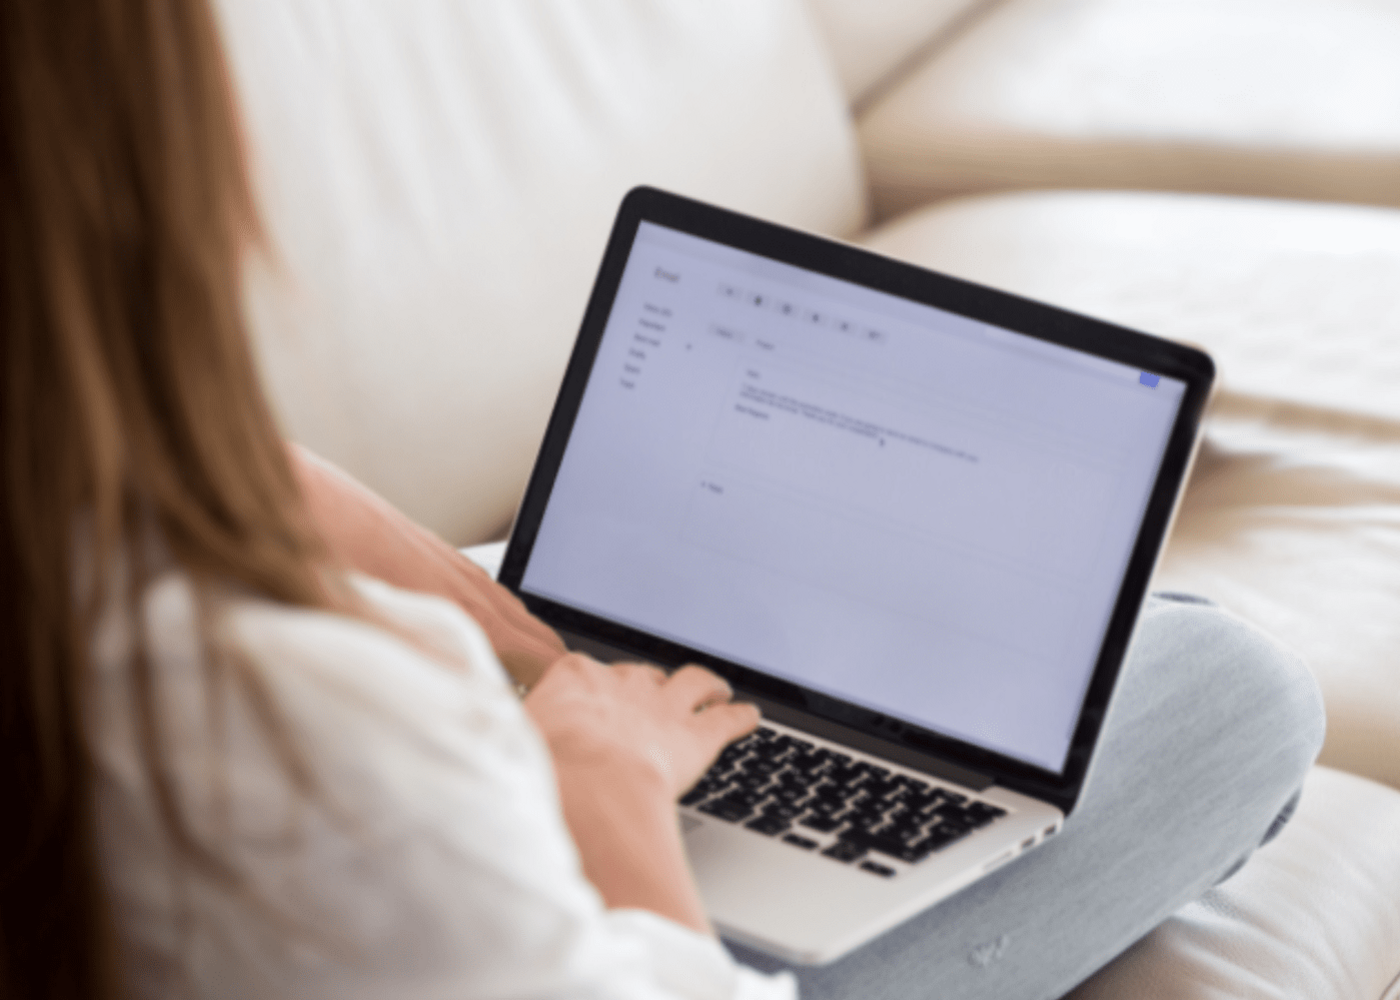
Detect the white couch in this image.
<box><xmin>216</xmin><ymin>1</ymin><xmax>1400</xmax><ymax>995</ymax></box>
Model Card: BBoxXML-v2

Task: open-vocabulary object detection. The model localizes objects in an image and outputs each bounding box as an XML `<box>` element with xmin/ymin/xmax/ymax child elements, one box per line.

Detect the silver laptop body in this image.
<box><xmin>499</xmin><ymin>188</ymin><xmax>1213</xmax><ymax>964</ymax></box>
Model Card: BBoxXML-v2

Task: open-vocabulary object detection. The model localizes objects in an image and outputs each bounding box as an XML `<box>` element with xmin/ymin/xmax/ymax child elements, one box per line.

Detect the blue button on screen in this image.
<box><xmin>1139</xmin><ymin>372</ymin><xmax>1160</xmax><ymax>388</ymax></box>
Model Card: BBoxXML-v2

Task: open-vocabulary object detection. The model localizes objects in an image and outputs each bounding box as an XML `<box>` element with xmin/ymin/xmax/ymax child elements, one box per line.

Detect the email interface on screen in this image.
<box><xmin>521</xmin><ymin>222</ymin><xmax>1186</xmax><ymax>773</ymax></box>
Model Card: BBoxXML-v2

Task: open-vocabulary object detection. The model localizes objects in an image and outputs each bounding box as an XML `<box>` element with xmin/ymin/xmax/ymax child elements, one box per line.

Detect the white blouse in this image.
<box><xmin>88</xmin><ymin>568</ymin><xmax>795</xmax><ymax>999</ymax></box>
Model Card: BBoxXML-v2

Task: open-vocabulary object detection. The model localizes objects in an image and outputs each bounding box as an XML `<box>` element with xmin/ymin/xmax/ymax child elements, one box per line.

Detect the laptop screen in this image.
<box><xmin>515</xmin><ymin>211</ymin><xmax>1196</xmax><ymax>777</ymax></box>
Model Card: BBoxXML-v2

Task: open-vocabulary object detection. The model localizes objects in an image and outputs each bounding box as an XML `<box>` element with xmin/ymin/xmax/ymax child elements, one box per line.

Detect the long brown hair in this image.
<box><xmin>1</xmin><ymin>2</ymin><xmax>332</xmax><ymax>996</ymax></box>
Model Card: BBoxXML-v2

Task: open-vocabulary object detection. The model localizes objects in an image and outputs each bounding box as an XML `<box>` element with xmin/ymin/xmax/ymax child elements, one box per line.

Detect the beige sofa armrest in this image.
<box><xmin>855</xmin><ymin>0</ymin><xmax>1400</xmax><ymax>218</ymax></box>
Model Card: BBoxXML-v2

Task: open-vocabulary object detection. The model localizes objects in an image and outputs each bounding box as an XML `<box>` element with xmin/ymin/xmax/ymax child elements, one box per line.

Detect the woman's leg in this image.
<box><xmin>725</xmin><ymin>595</ymin><xmax>1326</xmax><ymax>1000</ymax></box>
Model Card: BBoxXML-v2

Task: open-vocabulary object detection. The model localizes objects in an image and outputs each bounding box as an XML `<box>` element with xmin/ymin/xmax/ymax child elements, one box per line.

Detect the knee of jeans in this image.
<box><xmin>1143</xmin><ymin>597</ymin><xmax>1327</xmax><ymax>771</ymax></box>
<box><xmin>1179</xmin><ymin>599</ymin><xmax>1324</xmax><ymax>749</ymax></box>
<box><xmin>1229</xmin><ymin>630</ymin><xmax>1327</xmax><ymax>825</ymax></box>
<box><xmin>1263</xmin><ymin>645</ymin><xmax>1328</xmax><ymax>770</ymax></box>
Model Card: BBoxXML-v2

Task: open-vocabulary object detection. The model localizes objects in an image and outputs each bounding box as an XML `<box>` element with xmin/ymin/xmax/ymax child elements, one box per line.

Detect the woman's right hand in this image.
<box><xmin>524</xmin><ymin>654</ymin><xmax>759</xmax><ymax>933</ymax></box>
<box><xmin>525</xmin><ymin>654</ymin><xmax>759</xmax><ymax>800</ymax></box>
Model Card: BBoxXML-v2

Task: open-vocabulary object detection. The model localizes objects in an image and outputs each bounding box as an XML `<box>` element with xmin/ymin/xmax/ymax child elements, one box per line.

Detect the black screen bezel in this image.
<box><xmin>498</xmin><ymin>186</ymin><xmax>1213</xmax><ymax>816</ymax></box>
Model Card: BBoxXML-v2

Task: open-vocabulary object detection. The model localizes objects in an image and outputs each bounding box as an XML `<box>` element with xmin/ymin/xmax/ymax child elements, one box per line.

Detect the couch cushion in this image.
<box><xmin>804</xmin><ymin>0</ymin><xmax>1002</xmax><ymax>105</ymax></box>
<box><xmin>860</xmin><ymin>190</ymin><xmax>1400</xmax><ymax>788</ymax></box>
<box><xmin>864</xmin><ymin>192</ymin><xmax>1400</xmax><ymax>421</ymax></box>
<box><xmin>216</xmin><ymin>0</ymin><xmax>864</xmax><ymax>544</ymax></box>
<box><xmin>857</xmin><ymin>0</ymin><xmax>1400</xmax><ymax>218</ymax></box>
<box><xmin>1067</xmin><ymin>766</ymin><xmax>1400</xmax><ymax>1000</ymax></box>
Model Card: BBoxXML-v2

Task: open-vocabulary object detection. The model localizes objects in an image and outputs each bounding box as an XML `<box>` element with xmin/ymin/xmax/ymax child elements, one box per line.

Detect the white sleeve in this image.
<box><xmin>97</xmin><ymin>572</ymin><xmax>796</xmax><ymax>1000</ymax></box>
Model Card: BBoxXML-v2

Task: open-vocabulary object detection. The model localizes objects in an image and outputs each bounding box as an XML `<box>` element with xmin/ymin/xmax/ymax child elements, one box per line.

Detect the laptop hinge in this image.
<box><xmin>746</xmin><ymin>692</ymin><xmax>995</xmax><ymax>793</ymax></box>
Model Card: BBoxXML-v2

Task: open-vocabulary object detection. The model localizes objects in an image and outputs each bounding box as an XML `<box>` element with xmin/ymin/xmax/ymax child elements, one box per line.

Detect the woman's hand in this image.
<box><xmin>524</xmin><ymin>655</ymin><xmax>760</xmax><ymax>933</ymax></box>
<box><xmin>526</xmin><ymin>655</ymin><xmax>759</xmax><ymax>798</ymax></box>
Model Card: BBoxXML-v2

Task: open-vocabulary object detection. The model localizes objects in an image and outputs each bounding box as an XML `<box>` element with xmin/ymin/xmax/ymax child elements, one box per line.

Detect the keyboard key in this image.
<box><xmin>838</xmin><ymin>828</ymin><xmax>912</xmax><ymax>862</ymax></box>
<box><xmin>862</xmin><ymin>778</ymin><xmax>899</xmax><ymax>800</ymax></box>
<box><xmin>842</xmin><ymin>810</ymin><xmax>886</xmax><ymax>835</ymax></box>
<box><xmin>827</xmin><ymin>765</ymin><xmax>865</xmax><ymax>787</ymax></box>
<box><xmin>771</xmin><ymin>784</ymin><xmax>807</xmax><ymax>805</ymax></box>
<box><xmin>733</xmin><ymin>773</ymin><xmax>769</xmax><ymax>792</ymax></box>
<box><xmin>859</xmin><ymin>861</ymin><xmax>896</xmax><ymax>878</ymax></box>
<box><xmin>699</xmin><ymin>797</ymin><xmax>756</xmax><ymax>822</ymax></box>
<box><xmin>907</xmin><ymin>793</ymin><xmax>938</xmax><ymax>814</ymax></box>
<box><xmin>697</xmin><ymin>789</ymin><xmax>756</xmax><ymax>812</ymax></box>
<box><xmin>929</xmin><ymin>802</ymin><xmax>970</xmax><ymax>823</ymax></box>
<box><xmin>897</xmin><ymin>838</ymin><xmax>939</xmax><ymax>864</ymax></box>
<box><xmin>884</xmin><ymin>812</ymin><xmax>921</xmax><ymax>840</ymax></box>
<box><xmin>923</xmin><ymin>824</ymin><xmax>972</xmax><ymax>851</ymax></box>
<box><xmin>891</xmin><ymin>775</ymin><xmax>926</xmax><ymax>795</ymax></box>
<box><xmin>745</xmin><ymin>814</ymin><xmax>791</xmax><ymax>837</ymax></box>
<box><xmin>821</xmin><ymin>840</ymin><xmax>867</xmax><ymax>864</ymax></box>
<box><xmin>965</xmin><ymin>803</ymin><xmax>1007</xmax><ymax>827</ymax></box>
<box><xmin>782</xmin><ymin>833</ymin><xmax>819</xmax><ymax>851</ymax></box>
<box><xmin>799</xmin><ymin>813</ymin><xmax>843</xmax><ymax>833</ymax></box>
<box><xmin>700</xmin><ymin>790</ymin><xmax>760</xmax><ymax>820</ymax></box>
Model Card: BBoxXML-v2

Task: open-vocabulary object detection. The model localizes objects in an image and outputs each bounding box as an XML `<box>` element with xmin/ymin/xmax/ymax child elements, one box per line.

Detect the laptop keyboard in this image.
<box><xmin>680</xmin><ymin>725</ymin><xmax>1007</xmax><ymax>878</ymax></box>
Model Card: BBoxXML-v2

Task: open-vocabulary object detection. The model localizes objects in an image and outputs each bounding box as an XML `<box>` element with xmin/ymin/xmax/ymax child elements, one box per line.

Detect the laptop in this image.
<box><xmin>498</xmin><ymin>187</ymin><xmax>1213</xmax><ymax>965</ymax></box>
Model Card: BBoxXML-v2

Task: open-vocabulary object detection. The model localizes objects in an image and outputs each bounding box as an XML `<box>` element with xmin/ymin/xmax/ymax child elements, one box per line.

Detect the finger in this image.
<box><xmin>664</xmin><ymin>664</ymin><xmax>733</xmax><ymax>712</ymax></box>
<box><xmin>556</xmin><ymin>651</ymin><xmax>605</xmax><ymax>674</ymax></box>
<box><xmin>530</xmin><ymin>651</ymin><xmax>600</xmax><ymax>694</ymax></box>
<box><xmin>693</xmin><ymin>700</ymin><xmax>762</xmax><ymax>749</ymax></box>
<box><xmin>611</xmin><ymin>661</ymin><xmax>667</xmax><ymax>686</ymax></box>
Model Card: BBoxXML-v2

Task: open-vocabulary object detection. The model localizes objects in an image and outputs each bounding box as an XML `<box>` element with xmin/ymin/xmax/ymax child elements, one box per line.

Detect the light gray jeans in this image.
<box><xmin>724</xmin><ymin>594</ymin><xmax>1327</xmax><ymax>1000</ymax></box>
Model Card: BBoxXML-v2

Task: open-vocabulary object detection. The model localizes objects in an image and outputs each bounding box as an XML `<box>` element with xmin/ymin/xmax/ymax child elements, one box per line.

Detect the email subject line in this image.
<box><xmin>735</xmin><ymin>384</ymin><xmax>979</xmax><ymax>465</ymax></box>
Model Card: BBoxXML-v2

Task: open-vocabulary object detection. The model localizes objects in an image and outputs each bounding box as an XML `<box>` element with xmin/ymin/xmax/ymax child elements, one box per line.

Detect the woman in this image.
<box><xmin>1</xmin><ymin>2</ymin><xmax>768</xmax><ymax>997</ymax></box>
<box><xmin>1</xmin><ymin>2</ymin><xmax>1324</xmax><ymax>999</ymax></box>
